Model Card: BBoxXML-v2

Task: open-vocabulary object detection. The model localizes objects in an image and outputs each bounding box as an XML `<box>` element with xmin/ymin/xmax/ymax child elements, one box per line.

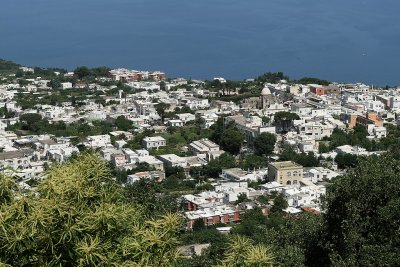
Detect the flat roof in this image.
<box><xmin>0</xmin><ymin>149</ymin><xmax>34</xmax><ymax>160</ymax></box>
<box><xmin>269</xmin><ymin>161</ymin><xmax>302</xmax><ymax>170</ymax></box>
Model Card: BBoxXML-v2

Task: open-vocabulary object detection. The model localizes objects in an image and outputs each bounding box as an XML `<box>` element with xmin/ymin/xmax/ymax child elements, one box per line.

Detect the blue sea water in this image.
<box><xmin>1</xmin><ymin>0</ymin><xmax>399</xmax><ymax>85</ymax></box>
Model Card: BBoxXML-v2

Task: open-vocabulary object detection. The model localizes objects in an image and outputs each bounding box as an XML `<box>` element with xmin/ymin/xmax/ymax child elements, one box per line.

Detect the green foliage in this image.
<box><xmin>124</xmin><ymin>178</ymin><xmax>180</xmax><ymax>217</ymax></box>
<box><xmin>178</xmin><ymin>228</ymin><xmax>227</xmax><ymax>266</ymax></box>
<box><xmin>74</xmin><ymin>66</ymin><xmax>111</xmax><ymax>81</ymax></box>
<box><xmin>254</xmin><ymin>132</ymin><xmax>276</xmax><ymax>156</ymax></box>
<box><xmin>0</xmin><ymin>59</ymin><xmax>20</xmax><ymax>74</ymax></box>
<box><xmin>124</xmin><ymin>129</ymin><xmax>154</xmax><ymax>150</ymax></box>
<box><xmin>217</xmin><ymin>235</ymin><xmax>273</xmax><ymax>267</ymax></box>
<box><xmin>192</xmin><ymin>219</ymin><xmax>206</xmax><ymax>231</ymax></box>
<box><xmin>322</xmin><ymin>154</ymin><xmax>400</xmax><ymax>266</ymax></box>
<box><xmin>239</xmin><ymin>154</ymin><xmax>268</xmax><ymax>170</ymax></box>
<box><xmin>261</xmin><ymin>116</ymin><xmax>270</xmax><ymax>124</ymax></box>
<box><xmin>201</xmin><ymin>153</ymin><xmax>237</xmax><ymax>178</ymax></box>
<box><xmin>0</xmin><ymin>106</ymin><xmax>15</xmax><ymax>119</ymax></box>
<box><xmin>210</xmin><ymin>117</ymin><xmax>225</xmax><ymax>144</ymax></box>
<box><xmin>162</xmin><ymin>176</ymin><xmax>196</xmax><ymax>193</ymax></box>
<box><xmin>115</xmin><ymin>115</ymin><xmax>132</xmax><ymax>131</ymax></box>
<box><xmin>270</xmin><ymin>193</ymin><xmax>288</xmax><ymax>213</ymax></box>
<box><xmin>273</xmin><ymin>111</ymin><xmax>300</xmax><ymax>132</ymax></box>
<box><xmin>8</xmin><ymin>117</ymin><xmax>113</xmax><ymax>140</ymax></box>
<box><xmin>220</xmin><ymin>123</ymin><xmax>244</xmax><ymax>155</ymax></box>
<box><xmin>334</xmin><ymin>153</ymin><xmax>358</xmax><ymax>169</ymax></box>
<box><xmin>20</xmin><ymin>113</ymin><xmax>42</xmax><ymax>124</ymax></box>
<box><xmin>279</xmin><ymin>145</ymin><xmax>319</xmax><ymax>167</ymax></box>
<box><xmin>235</xmin><ymin>193</ymin><xmax>250</xmax><ymax>204</ymax></box>
<box><xmin>74</xmin><ymin>66</ymin><xmax>91</xmax><ymax>79</ymax></box>
<box><xmin>48</xmin><ymin>78</ymin><xmax>62</xmax><ymax>89</ymax></box>
<box><xmin>0</xmin><ymin>153</ymin><xmax>183</xmax><ymax>266</ymax></box>
<box><xmin>257</xmin><ymin>195</ymin><xmax>270</xmax><ymax>204</ymax></box>
<box><xmin>233</xmin><ymin>207</ymin><xmax>269</xmax><ymax>237</ymax></box>
<box><xmin>325</xmin><ymin>126</ymin><xmax>383</xmax><ymax>152</ymax></box>
<box><xmin>148</xmin><ymin>125</ymin><xmax>212</xmax><ymax>155</ymax></box>
<box><xmin>155</xmin><ymin>102</ymin><xmax>171</xmax><ymax>122</ymax></box>
<box><xmin>295</xmin><ymin>77</ymin><xmax>330</xmax><ymax>86</ymax></box>
<box><xmin>256</xmin><ymin>72</ymin><xmax>289</xmax><ymax>84</ymax></box>
<box><xmin>318</xmin><ymin>142</ymin><xmax>330</xmax><ymax>153</ymax></box>
<box><xmin>174</xmin><ymin>106</ymin><xmax>194</xmax><ymax>114</ymax></box>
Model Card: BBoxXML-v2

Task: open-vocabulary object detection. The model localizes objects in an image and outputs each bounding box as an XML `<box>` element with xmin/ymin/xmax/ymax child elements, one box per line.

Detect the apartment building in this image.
<box><xmin>267</xmin><ymin>161</ymin><xmax>304</xmax><ymax>186</ymax></box>
<box><xmin>142</xmin><ymin>136</ymin><xmax>166</xmax><ymax>150</ymax></box>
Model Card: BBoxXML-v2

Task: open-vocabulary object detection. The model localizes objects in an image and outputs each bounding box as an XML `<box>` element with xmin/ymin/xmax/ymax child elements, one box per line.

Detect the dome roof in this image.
<box><xmin>261</xmin><ymin>87</ymin><xmax>271</xmax><ymax>96</ymax></box>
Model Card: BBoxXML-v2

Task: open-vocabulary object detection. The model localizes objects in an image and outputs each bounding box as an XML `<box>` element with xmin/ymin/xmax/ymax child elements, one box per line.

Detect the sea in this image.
<box><xmin>1</xmin><ymin>0</ymin><xmax>399</xmax><ymax>85</ymax></box>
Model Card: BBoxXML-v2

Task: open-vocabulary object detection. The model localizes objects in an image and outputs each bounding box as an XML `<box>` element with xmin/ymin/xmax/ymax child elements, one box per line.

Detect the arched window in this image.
<box><xmin>293</xmin><ymin>180</ymin><xmax>298</xmax><ymax>185</ymax></box>
<box><xmin>286</xmin><ymin>181</ymin><xmax>292</xmax><ymax>185</ymax></box>
<box><xmin>287</xmin><ymin>172</ymin><xmax>292</xmax><ymax>177</ymax></box>
<box><xmin>293</xmin><ymin>171</ymin><xmax>298</xmax><ymax>176</ymax></box>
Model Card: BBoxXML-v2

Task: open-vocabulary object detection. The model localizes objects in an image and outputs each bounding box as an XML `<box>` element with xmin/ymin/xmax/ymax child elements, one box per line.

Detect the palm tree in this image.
<box><xmin>217</xmin><ymin>235</ymin><xmax>273</xmax><ymax>267</ymax></box>
<box><xmin>0</xmin><ymin>153</ymin><xmax>182</xmax><ymax>266</ymax></box>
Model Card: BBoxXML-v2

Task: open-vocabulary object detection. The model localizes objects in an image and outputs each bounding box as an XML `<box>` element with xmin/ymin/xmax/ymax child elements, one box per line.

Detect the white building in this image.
<box><xmin>86</xmin><ymin>135</ymin><xmax>111</xmax><ymax>148</ymax></box>
<box><xmin>61</xmin><ymin>82</ymin><xmax>73</xmax><ymax>89</ymax></box>
<box><xmin>158</xmin><ymin>154</ymin><xmax>187</xmax><ymax>168</ymax></box>
<box><xmin>142</xmin><ymin>136</ymin><xmax>166</xmax><ymax>150</ymax></box>
<box><xmin>305</xmin><ymin>167</ymin><xmax>340</xmax><ymax>183</ymax></box>
<box><xmin>298</xmin><ymin>121</ymin><xmax>335</xmax><ymax>141</ymax></box>
<box><xmin>189</xmin><ymin>138</ymin><xmax>223</xmax><ymax>161</ymax></box>
<box><xmin>176</xmin><ymin>113</ymin><xmax>196</xmax><ymax>123</ymax></box>
<box><xmin>168</xmin><ymin>119</ymin><xmax>184</xmax><ymax>127</ymax></box>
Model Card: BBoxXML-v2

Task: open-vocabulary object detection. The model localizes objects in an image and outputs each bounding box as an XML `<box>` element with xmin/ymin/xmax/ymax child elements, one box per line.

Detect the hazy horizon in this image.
<box><xmin>1</xmin><ymin>0</ymin><xmax>399</xmax><ymax>85</ymax></box>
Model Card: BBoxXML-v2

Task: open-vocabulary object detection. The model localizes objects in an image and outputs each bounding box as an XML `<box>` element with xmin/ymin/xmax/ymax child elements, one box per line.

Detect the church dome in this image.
<box><xmin>261</xmin><ymin>87</ymin><xmax>271</xmax><ymax>96</ymax></box>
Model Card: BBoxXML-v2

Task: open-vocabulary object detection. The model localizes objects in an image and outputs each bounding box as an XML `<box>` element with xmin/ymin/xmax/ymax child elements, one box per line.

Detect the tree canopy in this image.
<box><xmin>254</xmin><ymin>132</ymin><xmax>276</xmax><ymax>156</ymax></box>
<box><xmin>0</xmin><ymin>153</ymin><xmax>182</xmax><ymax>266</ymax></box>
<box><xmin>322</xmin><ymin>154</ymin><xmax>400</xmax><ymax>266</ymax></box>
<box><xmin>273</xmin><ymin>111</ymin><xmax>300</xmax><ymax>132</ymax></box>
<box><xmin>256</xmin><ymin>72</ymin><xmax>289</xmax><ymax>84</ymax></box>
<box><xmin>219</xmin><ymin>122</ymin><xmax>244</xmax><ymax>155</ymax></box>
<box><xmin>294</xmin><ymin>77</ymin><xmax>330</xmax><ymax>86</ymax></box>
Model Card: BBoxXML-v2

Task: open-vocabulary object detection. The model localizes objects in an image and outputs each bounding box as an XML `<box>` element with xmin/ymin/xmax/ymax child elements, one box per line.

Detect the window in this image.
<box><xmin>287</xmin><ymin>181</ymin><xmax>292</xmax><ymax>185</ymax></box>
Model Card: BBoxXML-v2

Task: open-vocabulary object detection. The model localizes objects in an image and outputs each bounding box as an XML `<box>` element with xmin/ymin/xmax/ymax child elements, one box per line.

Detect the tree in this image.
<box><xmin>0</xmin><ymin>153</ymin><xmax>183</xmax><ymax>266</ymax></box>
<box><xmin>261</xmin><ymin>116</ymin><xmax>270</xmax><ymax>124</ymax></box>
<box><xmin>239</xmin><ymin>154</ymin><xmax>268</xmax><ymax>170</ymax></box>
<box><xmin>322</xmin><ymin>154</ymin><xmax>400</xmax><ymax>266</ymax></box>
<box><xmin>15</xmin><ymin>69</ymin><xmax>24</xmax><ymax>78</ymax></box>
<box><xmin>155</xmin><ymin>103</ymin><xmax>170</xmax><ymax>123</ymax></box>
<box><xmin>124</xmin><ymin>178</ymin><xmax>179</xmax><ymax>216</ymax></box>
<box><xmin>210</xmin><ymin>117</ymin><xmax>225</xmax><ymax>144</ymax></box>
<box><xmin>279</xmin><ymin>145</ymin><xmax>319</xmax><ymax>167</ymax></box>
<box><xmin>192</xmin><ymin>218</ymin><xmax>206</xmax><ymax>231</ymax></box>
<box><xmin>217</xmin><ymin>235</ymin><xmax>273</xmax><ymax>267</ymax></box>
<box><xmin>202</xmin><ymin>152</ymin><xmax>237</xmax><ymax>178</ymax></box>
<box><xmin>233</xmin><ymin>207</ymin><xmax>268</xmax><ymax>237</ymax></box>
<box><xmin>220</xmin><ymin>125</ymin><xmax>244</xmax><ymax>155</ymax></box>
<box><xmin>74</xmin><ymin>66</ymin><xmax>91</xmax><ymax>79</ymax></box>
<box><xmin>254</xmin><ymin>132</ymin><xmax>276</xmax><ymax>156</ymax></box>
<box><xmin>334</xmin><ymin>153</ymin><xmax>358</xmax><ymax>169</ymax></box>
<box><xmin>270</xmin><ymin>193</ymin><xmax>288</xmax><ymax>213</ymax></box>
<box><xmin>235</xmin><ymin>193</ymin><xmax>250</xmax><ymax>204</ymax></box>
<box><xmin>115</xmin><ymin>115</ymin><xmax>132</xmax><ymax>131</ymax></box>
<box><xmin>256</xmin><ymin>72</ymin><xmax>288</xmax><ymax>84</ymax></box>
<box><xmin>19</xmin><ymin>113</ymin><xmax>42</xmax><ymax>125</ymax></box>
<box><xmin>90</xmin><ymin>66</ymin><xmax>111</xmax><ymax>77</ymax></box>
<box><xmin>273</xmin><ymin>111</ymin><xmax>300</xmax><ymax>132</ymax></box>
<box><xmin>295</xmin><ymin>152</ymin><xmax>319</xmax><ymax>167</ymax></box>
<box><xmin>295</xmin><ymin>77</ymin><xmax>330</xmax><ymax>86</ymax></box>
<box><xmin>48</xmin><ymin>79</ymin><xmax>62</xmax><ymax>89</ymax></box>
<box><xmin>160</xmin><ymin>81</ymin><xmax>167</xmax><ymax>91</ymax></box>
<box><xmin>318</xmin><ymin>142</ymin><xmax>330</xmax><ymax>153</ymax></box>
